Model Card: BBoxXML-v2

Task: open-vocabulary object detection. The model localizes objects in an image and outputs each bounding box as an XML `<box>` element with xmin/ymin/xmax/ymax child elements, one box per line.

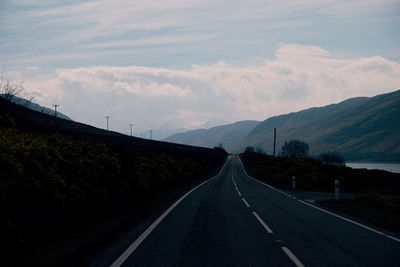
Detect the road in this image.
<box><xmin>111</xmin><ymin>155</ymin><xmax>400</xmax><ymax>266</ymax></box>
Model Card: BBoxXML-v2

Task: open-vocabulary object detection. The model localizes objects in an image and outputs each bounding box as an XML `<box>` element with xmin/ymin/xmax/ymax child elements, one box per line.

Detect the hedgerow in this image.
<box><xmin>0</xmin><ymin>113</ymin><xmax>226</xmax><ymax>258</ymax></box>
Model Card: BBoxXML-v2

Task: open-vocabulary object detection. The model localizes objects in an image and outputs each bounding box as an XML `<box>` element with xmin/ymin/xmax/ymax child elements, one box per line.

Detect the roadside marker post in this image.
<box><xmin>335</xmin><ymin>180</ymin><xmax>340</xmax><ymax>200</ymax></box>
<box><xmin>292</xmin><ymin>176</ymin><xmax>296</xmax><ymax>190</ymax></box>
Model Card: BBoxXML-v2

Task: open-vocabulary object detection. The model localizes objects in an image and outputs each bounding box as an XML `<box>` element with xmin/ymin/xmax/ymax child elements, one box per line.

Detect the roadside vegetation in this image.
<box><xmin>241</xmin><ymin>150</ymin><xmax>400</xmax><ymax>233</ymax></box>
<box><xmin>0</xmin><ymin>103</ymin><xmax>227</xmax><ymax>266</ymax></box>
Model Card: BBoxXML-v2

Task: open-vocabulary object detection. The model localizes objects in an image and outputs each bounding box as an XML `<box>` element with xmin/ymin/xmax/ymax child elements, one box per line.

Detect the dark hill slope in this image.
<box><xmin>245</xmin><ymin>90</ymin><xmax>400</xmax><ymax>161</ymax></box>
<box><xmin>0</xmin><ymin>97</ymin><xmax>227</xmax><ymax>266</ymax></box>
<box><xmin>0</xmin><ymin>96</ymin><xmax>225</xmax><ymax>160</ymax></box>
<box><xmin>0</xmin><ymin>94</ymin><xmax>72</xmax><ymax>120</ymax></box>
<box><xmin>164</xmin><ymin>120</ymin><xmax>260</xmax><ymax>152</ymax></box>
<box><xmin>246</xmin><ymin>97</ymin><xmax>369</xmax><ymax>142</ymax></box>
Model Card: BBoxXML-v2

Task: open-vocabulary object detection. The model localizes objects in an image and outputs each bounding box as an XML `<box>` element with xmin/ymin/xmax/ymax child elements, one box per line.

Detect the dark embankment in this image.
<box><xmin>0</xmin><ymin>97</ymin><xmax>227</xmax><ymax>266</ymax></box>
<box><xmin>241</xmin><ymin>151</ymin><xmax>400</xmax><ymax>233</ymax></box>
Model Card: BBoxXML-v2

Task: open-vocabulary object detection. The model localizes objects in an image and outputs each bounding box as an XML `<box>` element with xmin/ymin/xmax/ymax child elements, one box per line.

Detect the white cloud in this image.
<box><xmin>14</xmin><ymin>44</ymin><xmax>400</xmax><ymax>135</ymax></box>
<box><xmin>2</xmin><ymin>0</ymin><xmax>399</xmax><ymax>72</ymax></box>
<box><xmin>83</xmin><ymin>34</ymin><xmax>217</xmax><ymax>49</ymax></box>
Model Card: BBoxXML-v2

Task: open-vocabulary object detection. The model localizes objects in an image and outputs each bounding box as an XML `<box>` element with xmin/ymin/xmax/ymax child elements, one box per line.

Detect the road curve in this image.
<box><xmin>112</xmin><ymin>155</ymin><xmax>400</xmax><ymax>266</ymax></box>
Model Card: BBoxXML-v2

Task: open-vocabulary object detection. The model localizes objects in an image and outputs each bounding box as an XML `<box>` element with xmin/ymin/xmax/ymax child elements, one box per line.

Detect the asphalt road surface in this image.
<box><xmin>111</xmin><ymin>155</ymin><xmax>400</xmax><ymax>266</ymax></box>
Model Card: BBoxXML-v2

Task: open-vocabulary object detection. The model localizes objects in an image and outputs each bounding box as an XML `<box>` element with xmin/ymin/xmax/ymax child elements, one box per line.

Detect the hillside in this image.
<box><xmin>0</xmin><ymin>94</ymin><xmax>72</xmax><ymax>120</ymax></box>
<box><xmin>0</xmin><ymin>96</ymin><xmax>227</xmax><ymax>266</ymax></box>
<box><xmin>244</xmin><ymin>90</ymin><xmax>400</xmax><ymax>161</ymax></box>
<box><xmin>164</xmin><ymin>120</ymin><xmax>260</xmax><ymax>152</ymax></box>
<box><xmin>165</xmin><ymin>90</ymin><xmax>400</xmax><ymax>162</ymax></box>
<box><xmin>0</xmin><ymin>96</ymin><xmax>228</xmax><ymax>157</ymax></box>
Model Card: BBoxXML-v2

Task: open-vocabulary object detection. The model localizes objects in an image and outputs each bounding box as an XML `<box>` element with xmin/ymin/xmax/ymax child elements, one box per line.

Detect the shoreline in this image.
<box><xmin>346</xmin><ymin>162</ymin><xmax>400</xmax><ymax>174</ymax></box>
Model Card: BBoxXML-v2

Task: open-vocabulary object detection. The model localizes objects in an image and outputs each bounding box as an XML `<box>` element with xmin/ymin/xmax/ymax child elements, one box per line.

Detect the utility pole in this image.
<box><xmin>129</xmin><ymin>124</ymin><xmax>133</xmax><ymax>136</ymax></box>
<box><xmin>53</xmin><ymin>104</ymin><xmax>59</xmax><ymax>117</ymax></box>
<box><xmin>273</xmin><ymin>128</ymin><xmax>276</xmax><ymax>157</ymax></box>
<box><xmin>150</xmin><ymin>130</ymin><xmax>153</xmax><ymax>140</ymax></box>
<box><xmin>105</xmin><ymin>116</ymin><xmax>109</xmax><ymax>131</ymax></box>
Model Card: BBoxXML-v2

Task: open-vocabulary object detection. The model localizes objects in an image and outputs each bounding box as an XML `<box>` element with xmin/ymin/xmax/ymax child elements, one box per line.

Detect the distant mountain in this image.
<box><xmin>133</xmin><ymin>128</ymin><xmax>188</xmax><ymax>141</ymax></box>
<box><xmin>200</xmin><ymin>118</ymin><xmax>231</xmax><ymax>129</ymax></box>
<box><xmin>152</xmin><ymin>121</ymin><xmax>190</xmax><ymax>140</ymax></box>
<box><xmin>164</xmin><ymin>120</ymin><xmax>260</xmax><ymax>152</ymax></box>
<box><xmin>243</xmin><ymin>90</ymin><xmax>400</xmax><ymax>161</ymax></box>
<box><xmin>1</xmin><ymin>94</ymin><xmax>72</xmax><ymax>121</ymax></box>
<box><xmin>154</xmin><ymin>118</ymin><xmax>230</xmax><ymax>141</ymax></box>
<box><xmin>165</xmin><ymin>90</ymin><xmax>400</xmax><ymax>162</ymax></box>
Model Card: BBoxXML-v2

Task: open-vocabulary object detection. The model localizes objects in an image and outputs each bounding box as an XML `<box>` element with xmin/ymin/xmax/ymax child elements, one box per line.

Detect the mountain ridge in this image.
<box><xmin>164</xmin><ymin>120</ymin><xmax>260</xmax><ymax>152</ymax></box>
<box><xmin>0</xmin><ymin>94</ymin><xmax>72</xmax><ymax>121</ymax></box>
<box><xmin>165</xmin><ymin>90</ymin><xmax>400</xmax><ymax>162</ymax></box>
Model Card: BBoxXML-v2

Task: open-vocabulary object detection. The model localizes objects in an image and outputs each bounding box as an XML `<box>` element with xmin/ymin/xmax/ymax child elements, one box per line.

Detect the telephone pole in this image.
<box><xmin>105</xmin><ymin>116</ymin><xmax>109</xmax><ymax>131</ymax></box>
<box><xmin>129</xmin><ymin>124</ymin><xmax>133</xmax><ymax>136</ymax></box>
<box><xmin>53</xmin><ymin>104</ymin><xmax>59</xmax><ymax>117</ymax></box>
<box><xmin>273</xmin><ymin>128</ymin><xmax>276</xmax><ymax>157</ymax></box>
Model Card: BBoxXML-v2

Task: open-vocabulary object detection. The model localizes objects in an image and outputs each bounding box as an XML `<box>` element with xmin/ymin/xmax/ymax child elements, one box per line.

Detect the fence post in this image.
<box><xmin>292</xmin><ymin>176</ymin><xmax>296</xmax><ymax>190</ymax></box>
<box><xmin>335</xmin><ymin>180</ymin><xmax>340</xmax><ymax>200</ymax></box>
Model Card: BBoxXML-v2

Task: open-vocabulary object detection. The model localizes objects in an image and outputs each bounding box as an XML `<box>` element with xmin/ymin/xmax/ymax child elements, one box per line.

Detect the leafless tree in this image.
<box><xmin>1</xmin><ymin>74</ymin><xmax>35</xmax><ymax>107</ymax></box>
<box><xmin>280</xmin><ymin>140</ymin><xmax>309</xmax><ymax>158</ymax></box>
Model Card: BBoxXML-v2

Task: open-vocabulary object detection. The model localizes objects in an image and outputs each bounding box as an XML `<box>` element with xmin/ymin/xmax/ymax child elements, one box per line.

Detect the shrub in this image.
<box><xmin>245</xmin><ymin>146</ymin><xmax>255</xmax><ymax>153</ymax></box>
<box><xmin>320</xmin><ymin>152</ymin><xmax>345</xmax><ymax>166</ymax></box>
<box><xmin>280</xmin><ymin>140</ymin><xmax>309</xmax><ymax>158</ymax></box>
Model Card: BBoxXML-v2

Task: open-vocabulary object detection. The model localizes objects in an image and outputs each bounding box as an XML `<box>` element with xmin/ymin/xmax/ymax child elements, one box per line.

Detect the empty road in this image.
<box><xmin>111</xmin><ymin>155</ymin><xmax>400</xmax><ymax>266</ymax></box>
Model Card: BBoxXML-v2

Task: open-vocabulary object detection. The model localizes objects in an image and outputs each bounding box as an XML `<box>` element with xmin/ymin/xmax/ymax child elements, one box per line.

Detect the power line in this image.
<box><xmin>47</xmin><ymin>105</ymin><xmax>154</xmax><ymax>137</ymax></box>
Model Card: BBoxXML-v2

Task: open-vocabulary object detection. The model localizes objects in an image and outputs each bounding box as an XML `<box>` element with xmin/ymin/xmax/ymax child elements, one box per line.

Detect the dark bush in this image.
<box><xmin>245</xmin><ymin>146</ymin><xmax>255</xmax><ymax>153</ymax></box>
<box><xmin>0</xmin><ymin>113</ymin><xmax>227</xmax><ymax>261</ymax></box>
<box><xmin>320</xmin><ymin>152</ymin><xmax>345</xmax><ymax>166</ymax></box>
<box><xmin>280</xmin><ymin>140</ymin><xmax>309</xmax><ymax>158</ymax></box>
<box><xmin>241</xmin><ymin>151</ymin><xmax>400</xmax><ymax>195</ymax></box>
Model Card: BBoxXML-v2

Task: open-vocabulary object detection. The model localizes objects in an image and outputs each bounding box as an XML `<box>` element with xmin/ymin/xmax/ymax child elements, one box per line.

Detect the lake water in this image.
<box><xmin>346</xmin><ymin>162</ymin><xmax>400</xmax><ymax>174</ymax></box>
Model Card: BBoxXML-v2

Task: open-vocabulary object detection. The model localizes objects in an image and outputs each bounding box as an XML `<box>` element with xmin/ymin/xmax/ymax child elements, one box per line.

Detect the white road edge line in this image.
<box><xmin>252</xmin><ymin>211</ymin><xmax>273</xmax><ymax>234</ymax></box>
<box><xmin>238</xmin><ymin>191</ymin><xmax>242</xmax><ymax>197</ymax></box>
<box><xmin>238</xmin><ymin>157</ymin><xmax>400</xmax><ymax>243</ymax></box>
<box><xmin>241</xmin><ymin>197</ymin><xmax>250</xmax><ymax>208</ymax></box>
<box><xmin>298</xmin><ymin>200</ymin><xmax>400</xmax><ymax>243</ymax></box>
<box><xmin>281</xmin><ymin>247</ymin><xmax>305</xmax><ymax>267</ymax></box>
<box><xmin>110</xmin><ymin>158</ymin><xmax>229</xmax><ymax>267</ymax></box>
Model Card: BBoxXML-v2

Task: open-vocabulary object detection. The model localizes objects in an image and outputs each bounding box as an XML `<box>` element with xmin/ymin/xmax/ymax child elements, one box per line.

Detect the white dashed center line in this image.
<box><xmin>232</xmin><ymin>161</ymin><xmax>305</xmax><ymax>266</ymax></box>
<box><xmin>252</xmin><ymin>211</ymin><xmax>273</xmax><ymax>234</ymax></box>
<box><xmin>281</xmin><ymin>247</ymin><xmax>305</xmax><ymax>267</ymax></box>
<box><xmin>241</xmin><ymin>197</ymin><xmax>250</xmax><ymax>208</ymax></box>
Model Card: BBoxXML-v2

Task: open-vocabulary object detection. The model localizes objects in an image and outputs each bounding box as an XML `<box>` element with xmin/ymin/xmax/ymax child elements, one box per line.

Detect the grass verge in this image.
<box><xmin>240</xmin><ymin>151</ymin><xmax>400</xmax><ymax>235</ymax></box>
<box><xmin>318</xmin><ymin>196</ymin><xmax>400</xmax><ymax>235</ymax></box>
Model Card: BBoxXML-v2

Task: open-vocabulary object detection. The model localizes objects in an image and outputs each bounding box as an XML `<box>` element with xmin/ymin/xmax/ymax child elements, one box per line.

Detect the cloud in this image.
<box><xmin>13</xmin><ymin>44</ymin><xmax>400</xmax><ymax>135</ymax></box>
<box><xmin>2</xmin><ymin>0</ymin><xmax>399</xmax><ymax>72</ymax></box>
<box><xmin>83</xmin><ymin>34</ymin><xmax>217</xmax><ymax>49</ymax></box>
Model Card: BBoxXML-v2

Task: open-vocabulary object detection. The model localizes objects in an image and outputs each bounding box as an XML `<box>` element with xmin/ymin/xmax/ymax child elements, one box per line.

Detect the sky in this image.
<box><xmin>1</xmin><ymin>0</ymin><xmax>400</xmax><ymax>137</ymax></box>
